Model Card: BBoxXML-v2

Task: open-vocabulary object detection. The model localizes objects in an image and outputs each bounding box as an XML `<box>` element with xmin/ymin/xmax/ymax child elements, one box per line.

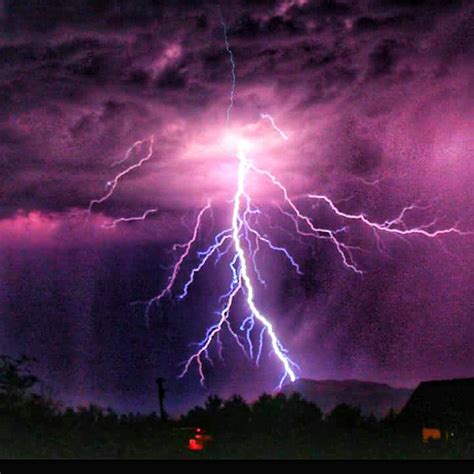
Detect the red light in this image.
<box><xmin>188</xmin><ymin>438</ymin><xmax>204</xmax><ymax>451</ymax></box>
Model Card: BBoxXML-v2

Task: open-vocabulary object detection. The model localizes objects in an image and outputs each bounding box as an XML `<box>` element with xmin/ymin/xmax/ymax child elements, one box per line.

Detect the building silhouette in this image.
<box><xmin>398</xmin><ymin>377</ymin><xmax>474</xmax><ymax>444</ymax></box>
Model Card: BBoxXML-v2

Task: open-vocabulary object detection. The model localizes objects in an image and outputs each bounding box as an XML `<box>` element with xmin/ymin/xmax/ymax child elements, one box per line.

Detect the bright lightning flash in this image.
<box><xmin>134</xmin><ymin>117</ymin><xmax>468</xmax><ymax>389</ymax></box>
<box><xmin>177</xmin><ymin>134</ymin><xmax>298</xmax><ymax>387</ymax></box>
<box><xmin>86</xmin><ymin>11</ymin><xmax>471</xmax><ymax>390</ymax></box>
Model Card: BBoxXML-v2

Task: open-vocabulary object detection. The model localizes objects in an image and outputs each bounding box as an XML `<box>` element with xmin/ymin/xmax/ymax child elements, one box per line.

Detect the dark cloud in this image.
<box><xmin>368</xmin><ymin>40</ymin><xmax>398</xmax><ymax>77</ymax></box>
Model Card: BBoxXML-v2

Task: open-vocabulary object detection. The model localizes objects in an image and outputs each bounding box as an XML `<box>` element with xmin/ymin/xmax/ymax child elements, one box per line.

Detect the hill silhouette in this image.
<box><xmin>282</xmin><ymin>379</ymin><xmax>413</xmax><ymax>417</ymax></box>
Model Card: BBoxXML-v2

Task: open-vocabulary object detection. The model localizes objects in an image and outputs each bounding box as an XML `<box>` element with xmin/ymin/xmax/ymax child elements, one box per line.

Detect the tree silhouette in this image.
<box><xmin>285</xmin><ymin>392</ymin><xmax>323</xmax><ymax>433</ymax></box>
<box><xmin>0</xmin><ymin>355</ymin><xmax>38</xmax><ymax>402</ymax></box>
<box><xmin>205</xmin><ymin>394</ymin><xmax>223</xmax><ymax>413</ymax></box>
<box><xmin>219</xmin><ymin>395</ymin><xmax>251</xmax><ymax>435</ymax></box>
<box><xmin>326</xmin><ymin>404</ymin><xmax>363</xmax><ymax>431</ymax></box>
<box><xmin>0</xmin><ymin>353</ymin><xmax>467</xmax><ymax>459</ymax></box>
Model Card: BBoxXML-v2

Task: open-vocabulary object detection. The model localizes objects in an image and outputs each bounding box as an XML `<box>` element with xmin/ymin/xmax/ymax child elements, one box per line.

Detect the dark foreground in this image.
<box><xmin>0</xmin><ymin>356</ymin><xmax>472</xmax><ymax>459</ymax></box>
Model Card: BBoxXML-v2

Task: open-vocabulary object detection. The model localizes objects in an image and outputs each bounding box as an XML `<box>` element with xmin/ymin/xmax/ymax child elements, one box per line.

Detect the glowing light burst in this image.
<box><xmin>88</xmin><ymin>11</ymin><xmax>470</xmax><ymax>389</ymax></box>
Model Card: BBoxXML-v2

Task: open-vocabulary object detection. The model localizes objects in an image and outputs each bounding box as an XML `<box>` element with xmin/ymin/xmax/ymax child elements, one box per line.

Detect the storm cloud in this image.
<box><xmin>0</xmin><ymin>0</ymin><xmax>473</xmax><ymax>413</ymax></box>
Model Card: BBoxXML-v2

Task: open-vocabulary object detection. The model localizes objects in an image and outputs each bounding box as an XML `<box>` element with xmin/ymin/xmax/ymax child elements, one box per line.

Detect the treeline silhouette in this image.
<box><xmin>0</xmin><ymin>355</ymin><xmax>466</xmax><ymax>459</ymax></box>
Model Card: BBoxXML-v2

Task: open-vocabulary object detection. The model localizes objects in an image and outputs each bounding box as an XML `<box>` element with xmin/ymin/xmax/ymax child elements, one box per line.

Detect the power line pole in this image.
<box><xmin>155</xmin><ymin>377</ymin><xmax>167</xmax><ymax>422</ymax></box>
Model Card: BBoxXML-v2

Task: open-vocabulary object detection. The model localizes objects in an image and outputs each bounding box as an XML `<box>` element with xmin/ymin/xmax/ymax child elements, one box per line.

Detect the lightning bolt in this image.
<box><xmin>110</xmin><ymin>138</ymin><xmax>153</xmax><ymax>168</ymax></box>
<box><xmin>88</xmin><ymin>10</ymin><xmax>470</xmax><ymax>390</ymax></box>
<box><xmin>176</xmin><ymin>139</ymin><xmax>299</xmax><ymax>388</ymax></box>
<box><xmin>219</xmin><ymin>5</ymin><xmax>236</xmax><ymax>128</ymax></box>
<box><xmin>260</xmin><ymin>113</ymin><xmax>289</xmax><ymax>141</ymax></box>
<box><xmin>138</xmin><ymin>201</ymin><xmax>212</xmax><ymax>324</ymax></box>
<box><xmin>230</xmin><ymin>143</ymin><xmax>298</xmax><ymax>385</ymax></box>
<box><xmin>88</xmin><ymin>136</ymin><xmax>154</xmax><ymax>215</ymax></box>
<box><xmin>103</xmin><ymin>208</ymin><xmax>158</xmax><ymax>228</ymax></box>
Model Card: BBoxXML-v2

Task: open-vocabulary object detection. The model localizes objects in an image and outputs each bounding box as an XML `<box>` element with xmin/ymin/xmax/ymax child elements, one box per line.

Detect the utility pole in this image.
<box><xmin>155</xmin><ymin>377</ymin><xmax>167</xmax><ymax>422</ymax></box>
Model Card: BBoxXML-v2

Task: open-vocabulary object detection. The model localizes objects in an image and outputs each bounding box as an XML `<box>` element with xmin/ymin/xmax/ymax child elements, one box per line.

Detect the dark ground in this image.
<box><xmin>0</xmin><ymin>355</ymin><xmax>472</xmax><ymax>459</ymax></box>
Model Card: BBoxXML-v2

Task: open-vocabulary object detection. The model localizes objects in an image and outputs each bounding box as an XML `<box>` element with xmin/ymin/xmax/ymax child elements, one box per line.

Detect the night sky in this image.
<box><xmin>0</xmin><ymin>0</ymin><xmax>473</xmax><ymax>415</ymax></box>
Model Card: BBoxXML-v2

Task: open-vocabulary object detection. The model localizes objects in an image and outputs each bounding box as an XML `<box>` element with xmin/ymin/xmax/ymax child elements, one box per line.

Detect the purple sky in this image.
<box><xmin>0</xmin><ymin>0</ymin><xmax>473</xmax><ymax>415</ymax></box>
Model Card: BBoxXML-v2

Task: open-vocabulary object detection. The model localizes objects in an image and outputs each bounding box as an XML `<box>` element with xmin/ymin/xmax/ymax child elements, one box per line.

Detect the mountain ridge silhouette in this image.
<box><xmin>282</xmin><ymin>378</ymin><xmax>413</xmax><ymax>417</ymax></box>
